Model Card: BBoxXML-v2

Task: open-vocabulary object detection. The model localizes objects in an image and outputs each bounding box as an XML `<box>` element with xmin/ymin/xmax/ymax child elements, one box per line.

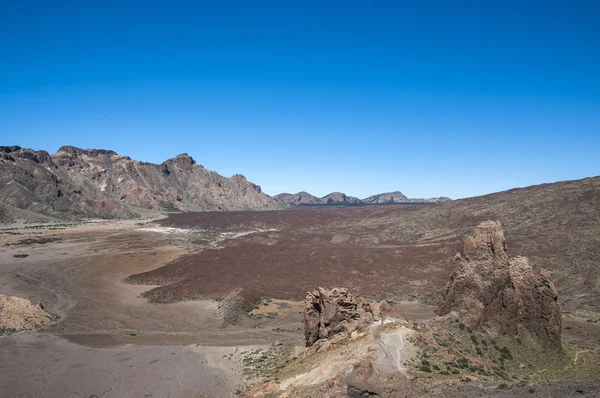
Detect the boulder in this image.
<box><xmin>437</xmin><ymin>221</ymin><xmax>562</xmax><ymax>350</ymax></box>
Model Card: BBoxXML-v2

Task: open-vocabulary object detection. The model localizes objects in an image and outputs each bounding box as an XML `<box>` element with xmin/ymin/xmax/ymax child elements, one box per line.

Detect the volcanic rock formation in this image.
<box><xmin>304</xmin><ymin>287</ymin><xmax>401</xmax><ymax>347</ymax></box>
<box><xmin>0</xmin><ymin>145</ymin><xmax>283</xmax><ymax>221</ymax></box>
<box><xmin>437</xmin><ymin>220</ymin><xmax>562</xmax><ymax>350</ymax></box>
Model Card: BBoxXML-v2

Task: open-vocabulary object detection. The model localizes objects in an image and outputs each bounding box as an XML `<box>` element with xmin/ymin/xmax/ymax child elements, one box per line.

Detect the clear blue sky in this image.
<box><xmin>1</xmin><ymin>1</ymin><xmax>599</xmax><ymax>199</ymax></box>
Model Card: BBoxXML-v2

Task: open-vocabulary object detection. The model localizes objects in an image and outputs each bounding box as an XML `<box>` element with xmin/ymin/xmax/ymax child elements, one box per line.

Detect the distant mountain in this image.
<box><xmin>362</xmin><ymin>191</ymin><xmax>409</xmax><ymax>204</ymax></box>
<box><xmin>0</xmin><ymin>146</ymin><xmax>283</xmax><ymax>222</ymax></box>
<box><xmin>276</xmin><ymin>190</ymin><xmax>450</xmax><ymax>206</ymax></box>
<box><xmin>322</xmin><ymin>192</ymin><xmax>362</xmax><ymax>205</ymax></box>
<box><xmin>363</xmin><ymin>191</ymin><xmax>451</xmax><ymax>204</ymax></box>
<box><xmin>274</xmin><ymin>191</ymin><xmax>322</xmax><ymax>205</ymax></box>
<box><xmin>276</xmin><ymin>191</ymin><xmax>361</xmax><ymax>206</ymax></box>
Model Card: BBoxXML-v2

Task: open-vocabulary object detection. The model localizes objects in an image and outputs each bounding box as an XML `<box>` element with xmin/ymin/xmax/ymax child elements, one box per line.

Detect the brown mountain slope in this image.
<box><xmin>0</xmin><ymin>146</ymin><xmax>282</xmax><ymax>222</ymax></box>
<box><xmin>127</xmin><ymin>175</ymin><xmax>600</xmax><ymax>317</ymax></box>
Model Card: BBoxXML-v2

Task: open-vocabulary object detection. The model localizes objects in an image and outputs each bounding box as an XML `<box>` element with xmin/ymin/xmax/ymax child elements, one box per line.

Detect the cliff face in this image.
<box><xmin>437</xmin><ymin>221</ymin><xmax>562</xmax><ymax>350</ymax></box>
<box><xmin>0</xmin><ymin>146</ymin><xmax>283</xmax><ymax>221</ymax></box>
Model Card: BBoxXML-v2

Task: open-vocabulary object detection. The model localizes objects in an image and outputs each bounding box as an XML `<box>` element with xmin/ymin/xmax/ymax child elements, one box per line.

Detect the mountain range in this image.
<box><xmin>0</xmin><ymin>145</ymin><xmax>451</xmax><ymax>222</ymax></box>
<box><xmin>275</xmin><ymin>190</ymin><xmax>451</xmax><ymax>206</ymax></box>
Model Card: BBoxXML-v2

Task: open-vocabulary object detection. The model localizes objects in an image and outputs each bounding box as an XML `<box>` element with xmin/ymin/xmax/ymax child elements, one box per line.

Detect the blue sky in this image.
<box><xmin>1</xmin><ymin>1</ymin><xmax>599</xmax><ymax>199</ymax></box>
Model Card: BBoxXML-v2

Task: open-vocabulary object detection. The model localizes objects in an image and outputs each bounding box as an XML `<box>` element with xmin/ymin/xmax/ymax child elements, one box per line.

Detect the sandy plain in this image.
<box><xmin>0</xmin><ymin>220</ymin><xmax>285</xmax><ymax>398</ymax></box>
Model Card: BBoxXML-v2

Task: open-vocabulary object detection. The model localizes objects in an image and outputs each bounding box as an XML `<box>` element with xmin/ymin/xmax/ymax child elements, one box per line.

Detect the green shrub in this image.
<box><xmin>500</xmin><ymin>346</ymin><xmax>513</xmax><ymax>360</ymax></box>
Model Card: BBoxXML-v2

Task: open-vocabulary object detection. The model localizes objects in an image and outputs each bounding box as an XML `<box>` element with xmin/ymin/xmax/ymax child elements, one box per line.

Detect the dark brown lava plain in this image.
<box><xmin>127</xmin><ymin>176</ymin><xmax>600</xmax><ymax>315</ymax></box>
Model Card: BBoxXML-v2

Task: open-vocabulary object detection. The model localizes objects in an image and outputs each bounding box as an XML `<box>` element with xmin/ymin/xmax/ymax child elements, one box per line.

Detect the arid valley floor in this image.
<box><xmin>1</xmin><ymin>177</ymin><xmax>600</xmax><ymax>397</ymax></box>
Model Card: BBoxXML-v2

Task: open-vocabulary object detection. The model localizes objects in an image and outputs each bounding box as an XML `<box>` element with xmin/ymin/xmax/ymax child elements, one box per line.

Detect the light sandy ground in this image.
<box><xmin>277</xmin><ymin>324</ymin><xmax>416</xmax><ymax>392</ymax></box>
<box><xmin>0</xmin><ymin>333</ymin><xmax>259</xmax><ymax>398</ymax></box>
<box><xmin>0</xmin><ymin>220</ymin><xmax>280</xmax><ymax>398</ymax></box>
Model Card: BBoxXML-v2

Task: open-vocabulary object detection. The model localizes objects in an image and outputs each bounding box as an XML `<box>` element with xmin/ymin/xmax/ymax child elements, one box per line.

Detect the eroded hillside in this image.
<box><xmin>0</xmin><ymin>146</ymin><xmax>282</xmax><ymax>222</ymax></box>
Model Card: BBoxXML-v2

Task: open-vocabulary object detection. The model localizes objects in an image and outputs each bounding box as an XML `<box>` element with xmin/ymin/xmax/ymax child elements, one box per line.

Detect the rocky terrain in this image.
<box><xmin>304</xmin><ymin>287</ymin><xmax>401</xmax><ymax>347</ymax></box>
<box><xmin>0</xmin><ymin>145</ymin><xmax>282</xmax><ymax>222</ymax></box>
<box><xmin>1</xmin><ymin>175</ymin><xmax>599</xmax><ymax>397</ymax></box>
<box><xmin>125</xmin><ymin>175</ymin><xmax>600</xmax><ymax>323</ymax></box>
<box><xmin>244</xmin><ymin>223</ymin><xmax>597</xmax><ymax>397</ymax></box>
<box><xmin>276</xmin><ymin>190</ymin><xmax>450</xmax><ymax>206</ymax></box>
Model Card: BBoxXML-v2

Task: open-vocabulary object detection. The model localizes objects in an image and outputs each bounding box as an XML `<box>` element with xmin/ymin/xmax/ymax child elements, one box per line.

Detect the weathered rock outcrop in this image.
<box><xmin>304</xmin><ymin>287</ymin><xmax>401</xmax><ymax>347</ymax></box>
<box><xmin>437</xmin><ymin>220</ymin><xmax>562</xmax><ymax>350</ymax></box>
<box><xmin>0</xmin><ymin>294</ymin><xmax>54</xmax><ymax>334</ymax></box>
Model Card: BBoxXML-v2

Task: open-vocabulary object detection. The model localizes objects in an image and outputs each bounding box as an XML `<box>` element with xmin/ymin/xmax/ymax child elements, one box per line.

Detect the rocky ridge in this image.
<box><xmin>274</xmin><ymin>191</ymin><xmax>322</xmax><ymax>205</ymax></box>
<box><xmin>437</xmin><ymin>220</ymin><xmax>562</xmax><ymax>350</ymax></box>
<box><xmin>276</xmin><ymin>190</ymin><xmax>451</xmax><ymax>206</ymax></box>
<box><xmin>322</xmin><ymin>192</ymin><xmax>363</xmax><ymax>205</ymax></box>
<box><xmin>0</xmin><ymin>145</ymin><xmax>283</xmax><ymax>221</ymax></box>
<box><xmin>363</xmin><ymin>191</ymin><xmax>451</xmax><ymax>204</ymax></box>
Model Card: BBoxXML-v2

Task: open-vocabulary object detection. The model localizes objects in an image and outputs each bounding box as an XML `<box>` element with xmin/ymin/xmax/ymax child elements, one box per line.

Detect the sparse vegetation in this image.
<box><xmin>0</xmin><ymin>327</ymin><xmax>17</xmax><ymax>336</ymax></box>
<box><xmin>5</xmin><ymin>237</ymin><xmax>61</xmax><ymax>246</ymax></box>
<box><xmin>409</xmin><ymin>316</ymin><xmax>600</xmax><ymax>383</ymax></box>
